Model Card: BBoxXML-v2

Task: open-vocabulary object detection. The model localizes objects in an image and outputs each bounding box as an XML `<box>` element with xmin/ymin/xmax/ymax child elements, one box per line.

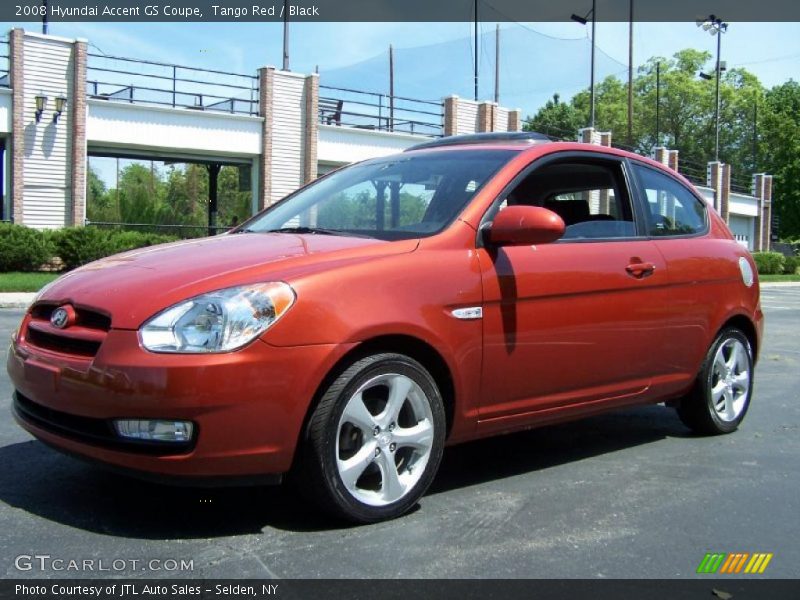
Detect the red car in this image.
<box><xmin>8</xmin><ymin>133</ymin><xmax>763</xmax><ymax>522</ymax></box>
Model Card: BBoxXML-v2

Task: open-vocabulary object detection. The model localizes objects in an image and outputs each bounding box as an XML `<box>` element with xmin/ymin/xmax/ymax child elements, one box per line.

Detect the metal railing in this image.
<box><xmin>679</xmin><ymin>159</ymin><xmax>708</xmax><ymax>187</ymax></box>
<box><xmin>87</xmin><ymin>53</ymin><xmax>259</xmax><ymax>115</ymax></box>
<box><xmin>0</xmin><ymin>38</ymin><xmax>9</xmax><ymax>88</ymax></box>
<box><xmin>318</xmin><ymin>84</ymin><xmax>443</xmax><ymax>137</ymax></box>
<box><xmin>731</xmin><ymin>174</ymin><xmax>753</xmax><ymax>195</ymax></box>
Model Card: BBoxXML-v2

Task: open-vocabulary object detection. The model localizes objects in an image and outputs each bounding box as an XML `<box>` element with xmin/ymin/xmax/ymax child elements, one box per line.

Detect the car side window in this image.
<box><xmin>498</xmin><ymin>159</ymin><xmax>637</xmax><ymax>240</ymax></box>
<box><xmin>632</xmin><ymin>164</ymin><xmax>707</xmax><ymax>236</ymax></box>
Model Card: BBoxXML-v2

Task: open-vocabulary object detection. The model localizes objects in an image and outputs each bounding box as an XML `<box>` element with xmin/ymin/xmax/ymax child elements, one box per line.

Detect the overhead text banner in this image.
<box><xmin>3</xmin><ymin>0</ymin><xmax>800</xmax><ymax>23</ymax></box>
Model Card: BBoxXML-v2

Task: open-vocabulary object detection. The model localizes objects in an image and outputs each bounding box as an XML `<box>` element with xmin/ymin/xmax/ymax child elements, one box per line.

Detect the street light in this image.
<box><xmin>571</xmin><ymin>0</ymin><xmax>596</xmax><ymax>128</ymax></box>
<box><xmin>697</xmin><ymin>14</ymin><xmax>728</xmax><ymax>161</ymax></box>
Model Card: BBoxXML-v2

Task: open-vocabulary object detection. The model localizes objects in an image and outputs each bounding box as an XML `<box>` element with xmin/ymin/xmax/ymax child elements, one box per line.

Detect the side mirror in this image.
<box><xmin>485</xmin><ymin>205</ymin><xmax>565</xmax><ymax>246</ymax></box>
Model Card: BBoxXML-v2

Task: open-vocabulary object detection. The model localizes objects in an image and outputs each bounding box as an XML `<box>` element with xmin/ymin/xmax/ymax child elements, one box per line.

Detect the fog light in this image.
<box><xmin>113</xmin><ymin>419</ymin><xmax>194</xmax><ymax>443</ymax></box>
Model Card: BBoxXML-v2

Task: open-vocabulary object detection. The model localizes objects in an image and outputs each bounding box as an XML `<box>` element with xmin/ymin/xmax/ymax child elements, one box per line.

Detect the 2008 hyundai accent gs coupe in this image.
<box><xmin>8</xmin><ymin>132</ymin><xmax>763</xmax><ymax>522</ymax></box>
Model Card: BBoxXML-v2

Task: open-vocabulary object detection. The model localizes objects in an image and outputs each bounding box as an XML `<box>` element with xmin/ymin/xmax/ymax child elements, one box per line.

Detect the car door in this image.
<box><xmin>627</xmin><ymin>161</ymin><xmax>733</xmax><ymax>395</ymax></box>
<box><xmin>475</xmin><ymin>152</ymin><xmax>671</xmax><ymax>432</ymax></box>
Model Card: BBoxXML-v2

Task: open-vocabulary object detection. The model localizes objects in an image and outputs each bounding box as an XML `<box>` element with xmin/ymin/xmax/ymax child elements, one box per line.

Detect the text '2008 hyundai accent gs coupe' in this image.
<box><xmin>8</xmin><ymin>133</ymin><xmax>763</xmax><ymax>522</ymax></box>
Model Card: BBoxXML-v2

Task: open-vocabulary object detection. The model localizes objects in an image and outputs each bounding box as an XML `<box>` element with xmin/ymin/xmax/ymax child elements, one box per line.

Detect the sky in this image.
<box><xmin>5</xmin><ymin>20</ymin><xmax>798</xmax><ymax>101</ymax></box>
<box><xmin>3</xmin><ymin>18</ymin><xmax>798</xmax><ymax>187</ymax></box>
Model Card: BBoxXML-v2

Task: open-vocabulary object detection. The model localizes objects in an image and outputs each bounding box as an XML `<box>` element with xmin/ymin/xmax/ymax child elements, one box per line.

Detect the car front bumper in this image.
<box><xmin>7</xmin><ymin>321</ymin><xmax>350</xmax><ymax>482</ymax></box>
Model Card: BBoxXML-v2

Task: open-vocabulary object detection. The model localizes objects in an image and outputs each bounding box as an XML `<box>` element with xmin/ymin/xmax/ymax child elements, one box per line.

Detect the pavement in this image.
<box><xmin>0</xmin><ymin>287</ymin><xmax>798</xmax><ymax>579</ymax></box>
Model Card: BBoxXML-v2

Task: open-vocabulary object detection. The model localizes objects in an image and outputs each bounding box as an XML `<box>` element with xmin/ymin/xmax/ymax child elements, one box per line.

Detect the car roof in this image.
<box><xmin>404</xmin><ymin>131</ymin><xmax>552</xmax><ymax>152</ymax></box>
<box><xmin>402</xmin><ymin>134</ymin><xmax>703</xmax><ymax>198</ymax></box>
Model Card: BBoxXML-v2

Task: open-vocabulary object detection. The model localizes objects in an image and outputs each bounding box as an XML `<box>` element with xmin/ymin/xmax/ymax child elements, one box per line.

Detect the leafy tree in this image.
<box><xmin>523</xmin><ymin>49</ymin><xmax>800</xmax><ymax>237</ymax></box>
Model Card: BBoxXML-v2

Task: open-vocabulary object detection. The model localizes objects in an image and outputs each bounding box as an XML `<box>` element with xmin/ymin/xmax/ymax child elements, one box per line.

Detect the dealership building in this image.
<box><xmin>0</xmin><ymin>28</ymin><xmax>774</xmax><ymax>251</ymax></box>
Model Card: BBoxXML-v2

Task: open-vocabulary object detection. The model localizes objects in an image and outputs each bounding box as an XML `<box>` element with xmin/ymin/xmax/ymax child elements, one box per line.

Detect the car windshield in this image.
<box><xmin>240</xmin><ymin>149</ymin><xmax>516</xmax><ymax>240</ymax></box>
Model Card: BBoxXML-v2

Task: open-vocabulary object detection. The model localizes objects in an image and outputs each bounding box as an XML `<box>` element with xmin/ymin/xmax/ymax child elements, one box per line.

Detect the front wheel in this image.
<box><xmin>676</xmin><ymin>327</ymin><xmax>754</xmax><ymax>435</ymax></box>
<box><xmin>297</xmin><ymin>353</ymin><xmax>445</xmax><ymax>523</ymax></box>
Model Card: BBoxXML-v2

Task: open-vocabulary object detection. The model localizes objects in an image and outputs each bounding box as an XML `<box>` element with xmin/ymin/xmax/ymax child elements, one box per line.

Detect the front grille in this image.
<box><xmin>31</xmin><ymin>304</ymin><xmax>112</xmax><ymax>330</ymax></box>
<box><xmin>13</xmin><ymin>392</ymin><xmax>195</xmax><ymax>456</ymax></box>
<box><xmin>26</xmin><ymin>328</ymin><xmax>102</xmax><ymax>357</ymax></box>
<box><xmin>25</xmin><ymin>303</ymin><xmax>111</xmax><ymax>358</ymax></box>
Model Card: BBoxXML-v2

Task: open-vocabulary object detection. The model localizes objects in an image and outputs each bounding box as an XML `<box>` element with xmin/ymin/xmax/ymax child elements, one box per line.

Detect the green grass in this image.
<box><xmin>760</xmin><ymin>273</ymin><xmax>800</xmax><ymax>282</ymax></box>
<box><xmin>0</xmin><ymin>272</ymin><xmax>61</xmax><ymax>292</ymax></box>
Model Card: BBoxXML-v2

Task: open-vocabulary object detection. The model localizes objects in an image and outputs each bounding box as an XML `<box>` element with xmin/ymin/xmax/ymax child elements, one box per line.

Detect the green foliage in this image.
<box><xmin>523</xmin><ymin>50</ymin><xmax>800</xmax><ymax>237</ymax></box>
<box><xmin>107</xmin><ymin>231</ymin><xmax>179</xmax><ymax>254</ymax></box>
<box><xmin>51</xmin><ymin>227</ymin><xmax>114</xmax><ymax>270</ymax></box>
<box><xmin>782</xmin><ymin>255</ymin><xmax>799</xmax><ymax>275</ymax></box>
<box><xmin>0</xmin><ymin>223</ymin><xmax>53</xmax><ymax>272</ymax></box>
<box><xmin>752</xmin><ymin>251</ymin><xmax>786</xmax><ymax>275</ymax></box>
<box><xmin>51</xmin><ymin>227</ymin><xmax>179</xmax><ymax>270</ymax></box>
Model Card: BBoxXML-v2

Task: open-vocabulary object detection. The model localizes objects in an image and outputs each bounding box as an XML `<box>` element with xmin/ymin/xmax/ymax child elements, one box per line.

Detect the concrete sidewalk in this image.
<box><xmin>0</xmin><ymin>293</ymin><xmax>35</xmax><ymax>309</ymax></box>
<box><xmin>0</xmin><ymin>281</ymin><xmax>798</xmax><ymax>310</ymax></box>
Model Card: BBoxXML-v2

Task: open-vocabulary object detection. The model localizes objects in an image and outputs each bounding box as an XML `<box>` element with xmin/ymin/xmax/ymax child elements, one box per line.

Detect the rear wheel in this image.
<box><xmin>676</xmin><ymin>327</ymin><xmax>754</xmax><ymax>435</ymax></box>
<box><xmin>298</xmin><ymin>353</ymin><xmax>445</xmax><ymax>523</ymax></box>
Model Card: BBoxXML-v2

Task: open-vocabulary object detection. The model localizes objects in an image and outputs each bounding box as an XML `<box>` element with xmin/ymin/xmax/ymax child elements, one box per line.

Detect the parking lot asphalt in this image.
<box><xmin>1</xmin><ymin>287</ymin><xmax>798</xmax><ymax>579</ymax></box>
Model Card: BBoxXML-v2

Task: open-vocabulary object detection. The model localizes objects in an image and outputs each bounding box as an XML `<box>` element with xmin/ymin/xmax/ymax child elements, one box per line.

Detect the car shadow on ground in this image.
<box><xmin>0</xmin><ymin>404</ymin><xmax>690</xmax><ymax>539</ymax></box>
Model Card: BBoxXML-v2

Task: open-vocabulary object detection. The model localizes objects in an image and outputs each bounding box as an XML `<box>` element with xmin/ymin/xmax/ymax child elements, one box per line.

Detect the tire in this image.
<box><xmin>676</xmin><ymin>327</ymin><xmax>754</xmax><ymax>435</ymax></box>
<box><xmin>297</xmin><ymin>353</ymin><xmax>446</xmax><ymax>523</ymax></box>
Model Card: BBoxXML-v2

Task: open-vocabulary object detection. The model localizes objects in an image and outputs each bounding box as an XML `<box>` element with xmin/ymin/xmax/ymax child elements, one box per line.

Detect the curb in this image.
<box><xmin>0</xmin><ymin>293</ymin><xmax>36</xmax><ymax>309</ymax></box>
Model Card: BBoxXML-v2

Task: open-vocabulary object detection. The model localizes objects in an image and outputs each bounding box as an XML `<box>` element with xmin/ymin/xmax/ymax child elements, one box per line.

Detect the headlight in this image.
<box><xmin>139</xmin><ymin>282</ymin><xmax>295</xmax><ymax>353</ymax></box>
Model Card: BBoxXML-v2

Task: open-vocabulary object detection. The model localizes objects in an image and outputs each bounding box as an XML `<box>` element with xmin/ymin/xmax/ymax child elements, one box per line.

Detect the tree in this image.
<box><xmin>523</xmin><ymin>93</ymin><xmax>584</xmax><ymax>140</ymax></box>
<box><xmin>523</xmin><ymin>49</ymin><xmax>800</xmax><ymax>238</ymax></box>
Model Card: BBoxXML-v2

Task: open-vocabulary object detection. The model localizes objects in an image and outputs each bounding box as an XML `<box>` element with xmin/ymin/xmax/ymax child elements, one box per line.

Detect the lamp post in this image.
<box><xmin>697</xmin><ymin>15</ymin><xmax>728</xmax><ymax>161</ymax></box>
<box><xmin>571</xmin><ymin>0</ymin><xmax>597</xmax><ymax>128</ymax></box>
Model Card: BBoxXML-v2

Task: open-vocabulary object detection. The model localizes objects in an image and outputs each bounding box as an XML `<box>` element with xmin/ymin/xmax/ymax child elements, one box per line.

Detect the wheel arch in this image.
<box><xmin>296</xmin><ymin>334</ymin><xmax>457</xmax><ymax>454</ymax></box>
<box><xmin>719</xmin><ymin>313</ymin><xmax>759</xmax><ymax>363</ymax></box>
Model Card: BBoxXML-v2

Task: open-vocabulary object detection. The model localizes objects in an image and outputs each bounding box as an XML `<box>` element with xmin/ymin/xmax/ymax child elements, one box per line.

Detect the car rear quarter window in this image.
<box><xmin>632</xmin><ymin>164</ymin><xmax>707</xmax><ymax>236</ymax></box>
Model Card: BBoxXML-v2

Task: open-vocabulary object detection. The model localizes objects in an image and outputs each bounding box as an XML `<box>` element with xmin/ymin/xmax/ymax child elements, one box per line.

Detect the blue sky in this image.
<box><xmin>6</xmin><ymin>20</ymin><xmax>799</xmax><ymax>102</ymax></box>
<box><xmin>4</xmin><ymin>19</ymin><xmax>798</xmax><ymax>187</ymax></box>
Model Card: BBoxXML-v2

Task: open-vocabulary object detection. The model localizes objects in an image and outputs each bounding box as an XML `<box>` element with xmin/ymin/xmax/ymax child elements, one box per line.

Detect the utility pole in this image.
<box><xmin>42</xmin><ymin>0</ymin><xmax>48</xmax><ymax>34</ymax></box>
<box><xmin>655</xmin><ymin>61</ymin><xmax>660</xmax><ymax>147</ymax></box>
<box><xmin>697</xmin><ymin>15</ymin><xmax>728</xmax><ymax>161</ymax></box>
<box><xmin>282</xmin><ymin>0</ymin><xmax>289</xmax><ymax>70</ymax></box>
<box><xmin>589</xmin><ymin>0</ymin><xmax>596</xmax><ymax>128</ymax></box>
<box><xmin>494</xmin><ymin>24</ymin><xmax>500</xmax><ymax>104</ymax></box>
<box><xmin>571</xmin><ymin>0</ymin><xmax>597</xmax><ymax>128</ymax></box>
<box><xmin>389</xmin><ymin>44</ymin><xmax>395</xmax><ymax>132</ymax></box>
<box><xmin>627</xmin><ymin>0</ymin><xmax>634</xmax><ymax>146</ymax></box>
<box><xmin>473</xmin><ymin>0</ymin><xmax>479</xmax><ymax>101</ymax></box>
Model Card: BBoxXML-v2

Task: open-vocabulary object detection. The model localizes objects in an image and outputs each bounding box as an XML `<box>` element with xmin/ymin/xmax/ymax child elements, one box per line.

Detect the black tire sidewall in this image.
<box><xmin>318</xmin><ymin>354</ymin><xmax>445</xmax><ymax>523</ymax></box>
<box><xmin>701</xmin><ymin>328</ymin><xmax>754</xmax><ymax>434</ymax></box>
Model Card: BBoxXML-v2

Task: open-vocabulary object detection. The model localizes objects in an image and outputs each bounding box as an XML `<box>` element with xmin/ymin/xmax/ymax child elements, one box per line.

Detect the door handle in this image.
<box><xmin>626</xmin><ymin>262</ymin><xmax>656</xmax><ymax>279</ymax></box>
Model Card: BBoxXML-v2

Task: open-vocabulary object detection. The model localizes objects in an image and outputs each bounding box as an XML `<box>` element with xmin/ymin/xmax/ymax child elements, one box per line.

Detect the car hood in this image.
<box><xmin>37</xmin><ymin>232</ymin><xmax>417</xmax><ymax>329</ymax></box>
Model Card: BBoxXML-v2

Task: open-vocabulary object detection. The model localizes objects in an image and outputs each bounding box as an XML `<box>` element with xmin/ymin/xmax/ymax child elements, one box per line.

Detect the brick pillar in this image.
<box><xmin>667</xmin><ymin>150</ymin><xmax>679</xmax><ymax>172</ymax></box>
<box><xmin>303</xmin><ymin>73</ymin><xmax>319</xmax><ymax>184</ymax></box>
<box><xmin>599</xmin><ymin>131</ymin><xmax>612</xmax><ymax>147</ymax></box>
<box><xmin>720</xmin><ymin>164</ymin><xmax>731</xmax><ymax>223</ymax></box>
<box><xmin>762</xmin><ymin>175</ymin><xmax>773</xmax><ymax>252</ymax></box>
<box><xmin>752</xmin><ymin>173</ymin><xmax>765</xmax><ymax>252</ymax></box>
<box><xmin>578</xmin><ymin>127</ymin><xmax>597</xmax><ymax>144</ymax></box>
<box><xmin>443</xmin><ymin>96</ymin><xmax>458</xmax><ymax>137</ymax></box>
<box><xmin>707</xmin><ymin>161</ymin><xmax>723</xmax><ymax>213</ymax></box>
<box><xmin>70</xmin><ymin>39</ymin><xmax>87</xmax><ymax>226</ymax></box>
<box><xmin>9</xmin><ymin>28</ymin><xmax>24</xmax><ymax>224</ymax></box>
<box><xmin>477</xmin><ymin>102</ymin><xmax>495</xmax><ymax>132</ymax></box>
<box><xmin>507</xmin><ymin>109</ymin><xmax>521</xmax><ymax>132</ymax></box>
<box><xmin>258</xmin><ymin>67</ymin><xmax>274</xmax><ymax>210</ymax></box>
<box><xmin>652</xmin><ymin>146</ymin><xmax>668</xmax><ymax>165</ymax></box>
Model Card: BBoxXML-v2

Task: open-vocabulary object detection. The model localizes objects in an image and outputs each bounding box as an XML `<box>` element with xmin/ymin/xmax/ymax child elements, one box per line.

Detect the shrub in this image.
<box><xmin>50</xmin><ymin>227</ymin><xmax>114</xmax><ymax>270</ymax></box>
<box><xmin>0</xmin><ymin>223</ymin><xmax>53</xmax><ymax>272</ymax></box>
<box><xmin>107</xmin><ymin>230</ymin><xmax>178</xmax><ymax>254</ymax></box>
<box><xmin>783</xmin><ymin>255</ymin><xmax>799</xmax><ymax>275</ymax></box>
<box><xmin>752</xmin><ymin>252</ymin><xmax>786</xmax><ymax>275</ymax></box>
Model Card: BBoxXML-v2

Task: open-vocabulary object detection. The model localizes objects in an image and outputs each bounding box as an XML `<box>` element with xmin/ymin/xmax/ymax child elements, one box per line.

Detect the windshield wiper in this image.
<box><xmin>263</xmin><ymin>226</ymin><xmax>374</xmax><ymax>238</ymax></box>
